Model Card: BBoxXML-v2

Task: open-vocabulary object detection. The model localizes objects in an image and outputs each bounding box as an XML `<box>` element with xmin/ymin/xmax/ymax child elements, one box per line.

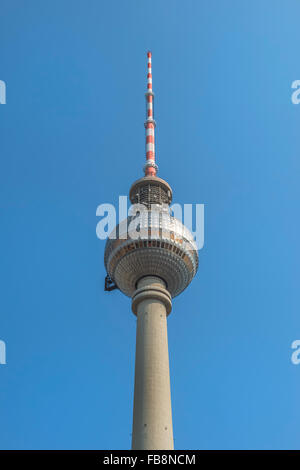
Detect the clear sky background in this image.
<box><xmin>0</xmin><ymin>0</ymin><xmax>299</xmax><ymax>450</ymax></box>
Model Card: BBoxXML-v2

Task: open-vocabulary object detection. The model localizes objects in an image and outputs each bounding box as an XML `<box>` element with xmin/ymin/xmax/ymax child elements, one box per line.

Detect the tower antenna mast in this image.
<box><xmin>144</xmin><ymin>51</ymin><xmax>158</xmax><ymax>177</ymax></box>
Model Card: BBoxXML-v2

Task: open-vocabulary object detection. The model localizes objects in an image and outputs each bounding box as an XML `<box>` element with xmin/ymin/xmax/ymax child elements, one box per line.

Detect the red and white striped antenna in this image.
<box><xmin>144</xmin><ymin>51</ymin><xmax>158</xmax><ymax>177</ymax></box>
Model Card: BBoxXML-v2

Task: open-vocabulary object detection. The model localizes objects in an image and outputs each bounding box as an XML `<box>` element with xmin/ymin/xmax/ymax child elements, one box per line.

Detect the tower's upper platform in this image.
<box><xmin>129</xmin><ymin>175</ymin><xmax>172</xmax><ymax>208</ymax></box>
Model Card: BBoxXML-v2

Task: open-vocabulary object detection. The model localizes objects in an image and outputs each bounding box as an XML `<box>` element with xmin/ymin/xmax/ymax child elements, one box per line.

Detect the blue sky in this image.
<box><xmin>0</xmin><ymin>0</ymin><xmax>300</xmax><ymax>449</ymax></box>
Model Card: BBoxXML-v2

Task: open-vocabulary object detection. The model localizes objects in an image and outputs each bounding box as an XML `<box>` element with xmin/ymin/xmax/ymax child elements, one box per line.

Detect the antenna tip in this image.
<box><xmin>147</xmin><ymin>51</ymin><xmax>152</xmax><ymax>58</ymax></box>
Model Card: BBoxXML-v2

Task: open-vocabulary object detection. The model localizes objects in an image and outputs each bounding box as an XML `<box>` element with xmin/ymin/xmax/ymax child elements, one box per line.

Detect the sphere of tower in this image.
<box><xmin>104</xmin><ymin>202</ymin><xmax>198</xmax><ymax>298</ymax></box>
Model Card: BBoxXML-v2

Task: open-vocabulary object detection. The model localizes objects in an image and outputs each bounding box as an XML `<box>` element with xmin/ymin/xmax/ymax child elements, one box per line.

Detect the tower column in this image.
<box><xmin>131</xmin><ymin>276</ymin><xmax>174</xmax><ymax>450</ymax></box>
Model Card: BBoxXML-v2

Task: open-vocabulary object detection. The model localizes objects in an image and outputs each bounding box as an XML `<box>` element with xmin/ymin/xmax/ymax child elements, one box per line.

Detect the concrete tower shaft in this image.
<box><xmin>131</xmin><ymin>276</ymin><xmax>173</xmax><ymax>449</ymax></box>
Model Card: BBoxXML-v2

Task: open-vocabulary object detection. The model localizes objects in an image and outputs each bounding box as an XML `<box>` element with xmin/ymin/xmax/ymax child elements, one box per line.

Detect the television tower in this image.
<box><xmin>104</xmin><ymin>52</ymin><xmax>198</xmax><ymax>450</ymax></box>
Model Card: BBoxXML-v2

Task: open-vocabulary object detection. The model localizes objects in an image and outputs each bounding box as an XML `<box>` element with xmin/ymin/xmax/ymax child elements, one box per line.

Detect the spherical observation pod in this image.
<box><xmin>104</xmin><ymin>210</ymin><xmax>198</xmax><ymax>298</ymax></box>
